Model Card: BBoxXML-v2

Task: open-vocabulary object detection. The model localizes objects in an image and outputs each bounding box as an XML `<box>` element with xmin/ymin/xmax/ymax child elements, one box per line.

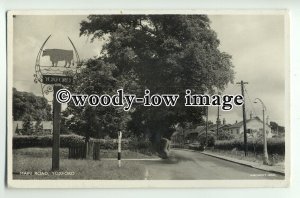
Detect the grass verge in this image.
<box><xmin>13</xmin><ymin>147</ymin><xmax>152</xmax><ymax>180</ymax></box>
<box><xmin>14</xmin><ymin>147</ymin><xmax>156</xmax><ymax>159</ymax></box>
<box><xmin>205</xmin><ymin>148</ymin><xmax>284</xmax><ymax>168</ymax></box>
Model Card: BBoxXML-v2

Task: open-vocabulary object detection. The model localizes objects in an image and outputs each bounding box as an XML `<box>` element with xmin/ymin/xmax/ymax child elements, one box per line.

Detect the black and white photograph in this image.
<box><xmin>6</xmin><ymin>10</ymin><xmax>289</xmax><ymax>188</ymax></box>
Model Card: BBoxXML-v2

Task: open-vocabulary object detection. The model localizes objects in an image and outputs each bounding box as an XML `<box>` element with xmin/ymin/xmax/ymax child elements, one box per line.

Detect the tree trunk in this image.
<box><xmin>159</xmin><ymin>138</ymin><xmax>170</xmax><ymax>159</ymax></box>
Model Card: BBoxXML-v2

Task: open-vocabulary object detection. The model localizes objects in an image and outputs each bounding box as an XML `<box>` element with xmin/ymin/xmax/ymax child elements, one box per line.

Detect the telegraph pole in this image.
<box><xmin>237</xmin><ymin>81</ymin><xmax>248</xmax><ymax>156</ymax></box>
<box><xmin>205</xmin><ymin>106</ymin><xmax>208</xmax><ymax>147</ymax></box>
<box><xmin>216</xmin><ymin>106</ymin><xmax>220</xmax><ymax>139</ymax></box>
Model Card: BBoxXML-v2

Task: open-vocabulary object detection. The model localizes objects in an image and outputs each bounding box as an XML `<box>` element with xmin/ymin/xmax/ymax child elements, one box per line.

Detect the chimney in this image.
<box><xmin>235</xmin><ymin>120</ymin><xmax>238</xmax><ymax>124</ymax></box>
<box><xmin>223</xmin><ymin>118</ymin><xmax>226</xmax><ymax>125</ymax></box>
<box><xmin>250</xmin><ymin>111</ymin><xmax>253</xmax><ymax>119</ymax></box>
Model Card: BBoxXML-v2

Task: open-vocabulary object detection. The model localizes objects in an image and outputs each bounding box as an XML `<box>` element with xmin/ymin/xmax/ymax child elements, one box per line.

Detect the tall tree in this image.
<box><xmin>13</xmin><ymin>88</ymin><xmax>52</xmax><ymax>121</ymax></box>
<box><xmin>63</xmin><ymin>59</ymin><xmax>130</xmax><ymax>140</ymax></box>
<box><xmin>270</xmin><ymin>121</ymin><xmax>285</xmax><ymax>135</ymax></box>
<box><xmin>22</xmin><ymin>115</ymin><xmax>33</xmax><ymax>135</ymax></box>
<box><xmin>78</xmin><ymin>15</ymin><xmax>234</xmax><ymax>152</ymax></box>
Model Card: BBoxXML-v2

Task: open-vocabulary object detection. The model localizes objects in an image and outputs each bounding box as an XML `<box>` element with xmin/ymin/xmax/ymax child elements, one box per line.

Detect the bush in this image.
<box><xmin>198</xmin><ymin>132</ymin><xmax>215</xmax><ymax>147</ymax></box>
<box><xmin>214</xmin><ymin>138</ymin><xmax>285</xmax><ymax>155</ymax></box>
<box><xmin>13</xmin><ymin>134</ymin><xmax>85</xmax><ymax>149</ymax></box>
<box><xmin>13</xmin><ymin>134</ymin><xmax>153</xmax><ymax>152</ymax></box>
<box><xmin>217</xmin><ymin>130</ymin><xmax>235</xmax><ymax>140</ymax></box>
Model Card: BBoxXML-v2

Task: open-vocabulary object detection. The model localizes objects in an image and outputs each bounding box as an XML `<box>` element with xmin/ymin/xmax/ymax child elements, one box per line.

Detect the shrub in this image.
<box><xmin>13</xmin><ymin>134</ymin><xmax>154</xmax><ymax>153</ymax></box>
<box><xmin>198</xmin><ymin>132</ymin><xmax>215</xmax><ymax>147</ymax></box>
<box><xmin>217</xmin><ymin>130</ymin><xmax>235</xmax><ymax>140</ymax></box>
<box><xmin>13</xmin><ymin>134</ymin><xmax>85</xmax><ymax>149</ymax></box>
<box><xmin>214</xmin><ymin>138</ymin><xmax>285</xmax><ymax>155</ymax></box>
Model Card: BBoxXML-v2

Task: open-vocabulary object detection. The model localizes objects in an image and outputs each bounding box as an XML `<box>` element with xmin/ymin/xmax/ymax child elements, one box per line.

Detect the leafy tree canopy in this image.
<box><xmin>270</xmin><ymin>121</ymin><xmax>285</xmax><ymax>134</ymax></box>
<box><xmin>63</xmin><ymin>59</ymin><xmax>130</xmax><ymax>139</ymax></box>
<box><xmin>74</xmin><ymin>15</ymin><xmax>234</xmax><ymax>142</ymax></box>
<box><xmin>13</xmin><ymin>88</ymin><xmax>52</xmax><ymax>121</ymax></box>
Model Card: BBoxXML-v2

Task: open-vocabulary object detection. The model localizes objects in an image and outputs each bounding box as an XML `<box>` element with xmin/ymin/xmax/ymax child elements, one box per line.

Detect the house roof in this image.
<box><xmin>185</xmin><ymin>125</ymin><xmax>206</xmax><ymax>135</ymax></box>
<box><xmin>227</xmin><ymin>116</ymin><xmax>270</xmax><ymax>129</ymax></box>
<box><xmin>185</xmin><ymin>123</ymin><xmax>232</xmax><ymax>136</ymax></box>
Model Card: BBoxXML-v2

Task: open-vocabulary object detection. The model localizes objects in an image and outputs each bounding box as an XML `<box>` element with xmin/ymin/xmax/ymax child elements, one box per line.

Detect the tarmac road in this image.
<box><xmin>143</xmin><ymin>149</ymin><xmax>284</xmax><ymax>180</ymax></box>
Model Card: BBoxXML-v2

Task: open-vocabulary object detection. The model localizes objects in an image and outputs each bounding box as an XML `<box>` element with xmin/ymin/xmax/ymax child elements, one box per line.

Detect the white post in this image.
<box><xmin>262</xmin><ymin>108</ymin><xmax>269</xmax><ymax>165</ymax></box>
<box><xmin>254</xmin><ymin>98</ymin><xmax>269</xmax><ymax>165</ymax></box>
<box><xmin>118</xmin><ymin>131</ymin><xmax>122</xmax><ymax>168</ymax></box>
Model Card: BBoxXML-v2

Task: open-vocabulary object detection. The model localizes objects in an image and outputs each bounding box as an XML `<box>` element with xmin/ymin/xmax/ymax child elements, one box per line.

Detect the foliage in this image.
<box><xmin>270</xmin><ymin>121</ymin><xmax>285</xmax><ymax>134</ymax></box>
<box><xmin>63</xmin><ymin>59</ymin><xmax>130</xmax><ymax>140</ymax></box>
<box><xmin>198</xmin><ymin>131</ymin><xmax>215</xmax><ymax>147</ymax></box>
<box><xmin>15</xmin><ymin>124</ymin><xmax>20</xmax><ymax>135</ymax></box>
<box><xmin>22</xmin><ymin>115</ymin><xmax>33</xmax><ymax>135</ymax></box>
<box><xmin>60</xmin><ymin>116</ymin><xmax>72</xmax><ymax>134</ymax></box>
<box><xmin>13</xmin><ymin>88</ymin><xmax>52</xmax><ymax>121</ymax></box>
<box><xmin>217</xmin><ymin>130</ymin><xmax>235</xmax><ymax>140</ymax></box>
<box><xmin>34</xmin><ymin>119</ymin><xmax>43</xmax><ymax>134</ymax></box>
<box><xmin>214</xmin><ymin>138</ymin><xmax>285</xmax><ymax>155</ymax></box>
<box><xmin>248</xmin><ymin>130</ymin><xmax>263</xmax><ymax>155</ymax></box>
<box><xmin>78</xmin><ymin>15</ymin><xmax>234</xmax><ymax>144</ymax></box>
<box><xmin>13</xmin><ymin>134</ymin><xmax>153</xmax><ymax>151</ymax></box>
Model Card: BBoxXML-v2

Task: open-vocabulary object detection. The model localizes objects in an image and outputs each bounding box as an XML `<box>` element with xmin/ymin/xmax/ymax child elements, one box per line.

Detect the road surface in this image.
<box><xmin>142</xmin><ymin>149</ymin><xmax>284</xmax><ymax>180</ymax></box>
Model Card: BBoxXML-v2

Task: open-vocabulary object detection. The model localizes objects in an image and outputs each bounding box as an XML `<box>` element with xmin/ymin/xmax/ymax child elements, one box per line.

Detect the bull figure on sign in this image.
<box><xmin>42</xmin><ymin>49</ymin><xmax>73</xmax><ymax>67</ymax></box>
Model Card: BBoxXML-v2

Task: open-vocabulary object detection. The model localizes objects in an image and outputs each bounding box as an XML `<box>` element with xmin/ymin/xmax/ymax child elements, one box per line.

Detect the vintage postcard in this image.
<box><xmin>7</xmin><ymin>10</ymin><xmax>290</xmax><ymax>188</ymax></box>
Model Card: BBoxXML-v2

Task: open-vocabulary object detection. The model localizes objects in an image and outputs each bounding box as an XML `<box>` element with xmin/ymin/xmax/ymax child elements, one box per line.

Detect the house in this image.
<box><xmin>171</xmin><ymin>124</ymin><xmax>204</xmax><ymax>145</ymax></box>
<box><xmin>196</xmin><ymin>118</ymin><xmax>231</xmax><ymax>136</ymax></box>
<box><xmin>226</xmin><ymin>116</ymin><xmax>273</xmax><ymax>138</ymax></box>
<box><xmin>13</xmin><ymin>120</ymin><xmax>53</xmax><ymax>136</ymax></box>
<box><xmin>171</xmin><ymin>118</ymin><xmax>232</xmax><ymax>144</ymax></box>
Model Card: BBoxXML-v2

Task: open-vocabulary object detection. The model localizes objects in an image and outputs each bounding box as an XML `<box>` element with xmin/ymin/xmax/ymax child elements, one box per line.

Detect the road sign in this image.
<box><xmin>43</xmin><ymin>75</ymin><xmax>73</xmax><ymax>85</ymax></box>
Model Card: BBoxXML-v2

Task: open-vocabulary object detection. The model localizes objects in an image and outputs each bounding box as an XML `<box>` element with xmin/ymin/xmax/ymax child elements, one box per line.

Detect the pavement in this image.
<box><xmin>201</xmin><ymin>150</ymin><xmax>285</xmax><ymax>175</ymax></box>
<box><xmin>141</xmin><ymin>149</ymin><xmax>285</xmax><ymax>180</ymax></box>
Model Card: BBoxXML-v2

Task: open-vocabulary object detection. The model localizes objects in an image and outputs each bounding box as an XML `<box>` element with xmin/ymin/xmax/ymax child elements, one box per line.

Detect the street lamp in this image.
<box><xmin>254</xmin><ymin>98</ymin><xmax>270</xmax><ymax>165</ymax></box>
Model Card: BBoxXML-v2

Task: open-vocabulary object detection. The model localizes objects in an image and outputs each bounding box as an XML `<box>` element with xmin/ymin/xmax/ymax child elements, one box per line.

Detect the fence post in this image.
<box><xmin>93</xmin><ymin>142</ymin><xmax>100</xmax><ymax>160</ymax></box>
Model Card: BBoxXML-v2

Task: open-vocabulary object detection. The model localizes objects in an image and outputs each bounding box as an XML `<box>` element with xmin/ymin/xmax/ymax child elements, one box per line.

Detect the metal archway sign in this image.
<box><xmin>33</xmin><ymin>34</ymin><xmax>82</xmax><ymax>97</ymax></box>
<box><xmin>33</xmin><ymin>34</ymin><xmax>82</xmax><ymax>171</ymax></box>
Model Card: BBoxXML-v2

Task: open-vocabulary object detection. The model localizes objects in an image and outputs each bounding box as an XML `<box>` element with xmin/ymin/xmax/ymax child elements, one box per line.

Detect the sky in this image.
<box><xmin>12</xmin><ymin>14</ymin><xmax>287</xmax><ymax>126</ymax></box>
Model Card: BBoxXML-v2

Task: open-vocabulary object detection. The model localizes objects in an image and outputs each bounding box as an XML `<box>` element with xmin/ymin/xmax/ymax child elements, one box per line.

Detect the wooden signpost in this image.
<box><xmin>42</xmin><ymin>75</ymin><xmax>73</xmax><ymax>171</ymax></box>
<box><xmin>34</xmin><ymin>35</ymin><xmax>80</xmax><ymax>171</ymax></box>
<box><xmin>52</xmin><ymin>85</ymin><xmax>62</xmax><ymax>170</ymax></box>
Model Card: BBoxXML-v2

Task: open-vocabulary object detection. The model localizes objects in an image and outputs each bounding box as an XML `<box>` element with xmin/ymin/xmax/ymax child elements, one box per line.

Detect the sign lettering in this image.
<box><xmin>42</xmin><ymin>75</ymin><xmax>73</xmax><ymax>85</ymax></box>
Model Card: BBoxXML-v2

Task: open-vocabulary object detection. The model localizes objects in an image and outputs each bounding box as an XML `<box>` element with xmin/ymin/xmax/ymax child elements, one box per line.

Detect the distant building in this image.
<box><xmin>185</xmin><ymin>125</ymin><xmax>206</xmax><ymax>142</ymax></box>
<box><xmin>13</xmin><ymin>121</ymin><xmax>53</xmax><ymax>136</ymax></box>
<box><xmin>226</xmin><ymin>116</ymin><xmax>273</xmax><ymax>138</ymax></box>
<box><xmin>171</xmin><ymin>124</ymin><xmax>202</xmax><ymax>145</ymax></box>
<box><xmin>196</xmin><ymin>118</ymin><xmax>232</xmax><ymax>137</ymax></box>
<box><xmin>171</xmin><ymin>115</ymin><xmax>274</xmax><ymax>146</ymax></box>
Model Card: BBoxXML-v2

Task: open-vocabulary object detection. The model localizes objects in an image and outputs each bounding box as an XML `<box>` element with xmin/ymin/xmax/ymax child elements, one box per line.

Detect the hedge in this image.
<box><xmin>214</xmin><ymin>138</ymin><xmax>285</xmax><ymax>155</ymax></box>
<box><xmin>13</xmin><ymin>134</ymin><xmax>151</xmax><ymax>151</ymax></box>
<box><xmin>198</xmin><ymin>132</ymin><xmax>215</xmax><ymax>147</ymax></box>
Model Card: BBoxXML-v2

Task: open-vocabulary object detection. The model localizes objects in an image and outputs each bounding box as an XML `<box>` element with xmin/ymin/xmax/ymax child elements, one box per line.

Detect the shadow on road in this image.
<box><xmin>148</xmin><ymin>150</ymin><xmax>195</xmax><ymax>165</ymax></box>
